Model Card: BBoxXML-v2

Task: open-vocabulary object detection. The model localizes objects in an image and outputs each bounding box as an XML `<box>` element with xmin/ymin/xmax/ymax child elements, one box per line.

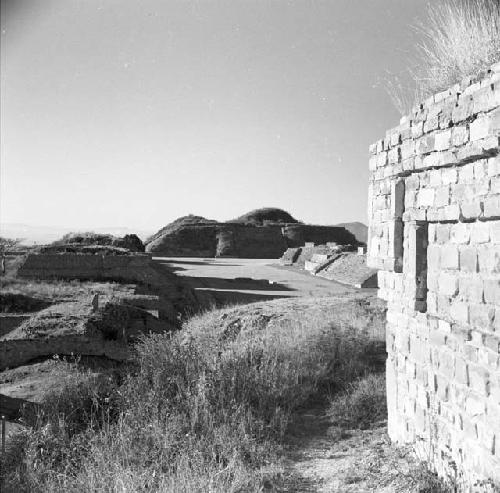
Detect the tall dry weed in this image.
<box><xmin>1</xmin><ymin>299</ymin><xmax>386</xmax><ymax>492</ymax></box>
<box><xmin>387</xmin><ymin>0</ymin><xmax>500</xmax><ymax>114</ymax></box>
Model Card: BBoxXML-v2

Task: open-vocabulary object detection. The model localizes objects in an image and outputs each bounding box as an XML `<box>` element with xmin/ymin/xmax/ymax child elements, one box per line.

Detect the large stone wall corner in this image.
<box><xmin>368</xmin><ymin>62</ymin><xmax>500</xmax><ymax>490</ymax></box>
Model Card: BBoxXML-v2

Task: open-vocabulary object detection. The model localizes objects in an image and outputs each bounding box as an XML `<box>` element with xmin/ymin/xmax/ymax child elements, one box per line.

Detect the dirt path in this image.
<box><xmin>281</xmin><ymin>406</ymin><xmax>426</xmax><ymax>493</ymax></box>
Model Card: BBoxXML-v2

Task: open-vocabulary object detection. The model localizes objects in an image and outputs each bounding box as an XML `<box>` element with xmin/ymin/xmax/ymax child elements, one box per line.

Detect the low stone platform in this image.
<box><xmin>317</xmin><ymin>253</ymin><xmax>378</xmax><ymax>288</ymax></box>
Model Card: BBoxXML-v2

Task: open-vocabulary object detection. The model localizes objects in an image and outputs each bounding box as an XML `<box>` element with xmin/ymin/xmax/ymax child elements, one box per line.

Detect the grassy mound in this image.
<box><xmin>146</xmin><ymin>215</ymin><xmax>218</xmax><ymax>244</ymax></box>
<box><xmin>1</xmin><ymin>297</ymin><xmax>385</xmax><ymax>492</ymax></box>
<box><xmin>230</xmin><ymin>207</ymin><xmax>299</xmax><ymax>225</ymax></box>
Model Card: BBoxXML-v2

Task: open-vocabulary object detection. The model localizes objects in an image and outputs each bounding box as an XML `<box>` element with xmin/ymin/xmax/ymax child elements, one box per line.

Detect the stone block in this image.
<box><xmin>401</xmin><ymin>140</ymin><xmax>415</xmax><ymax>160</ymax></box>
<box><xmin>417</xmin><ymin>188</ymin><xmax>435</xmax><ymax>208</ymax></box>
<box><xmin>450</xmin><ymin>301</ymin><xmax>469</xmax><ymax>324</ymax></box>
<box><xmin>441</xmin><ymin>244</ymin><xmax>459</xmax><ymax>269</ymax></box>
<box><xmin>460</xmin><ymin>247</ymin><xmax>478</xmax><ymax>273</ymax></box>
<box><xmin>450</xmin><ymin>223</ymin><xmax>470</xmax><ymax>244</ymax></box>
<box><xmin>435</xmin><ymin>129</ymin><xmax>452</xmax><ymax>151</ymax></box>
<box><xmin>402</xmin><ymin>157</ymin><xmax>415</xmax><ymax>172</ymax></box>
<box><xmin>452</xmin><ymin>125</ymin><xmax>469</xmax><ymax>147</ymax></box>
<box><xmin>459</xmin><ymin>277</ymin><xmax>484</xmax><ymax>303</ymax></box>
<box><xmin>460</xmin><ymin>202</ymin><xmax>482</xmax><ymax>221</ymax></box>
<box><xmin>484</xmin><ymin>195</ymin><xmax>500</xmax><ymax>218</ymax></box>
<box><xmin>469</xmin><ymin>304</ymin><xmax>495</xmax><ymax>329</ymax></box>
<box><xmin>459</xmin><ymin>163</ymin><xmax>475</xmax><ymax>184</ymax></box>
<box><xmin>478</xmin><ymin>245</ymin><xmax>500</xmax><ymax>274</ymax></box>
<box><xmin>470</xmin><ymin>116</ymin><xmax>491</xmax><ymax>141</ymax></box>
<box><xmin>484</xmin><ymin>334</ymin><xmax>500</xmax><ymax>353</ymax></box>
<box><xmin>412</xmin><ymin>121</ymin><xmax>424</xmax><ymax>138</ymax></box>
<box><xmin>434</xmin><ymin>187</ymin><xmax>450</xmax><ymax>208</ymax></box>
<box><xmin>441</xmin><ymin>167</ymin><xmax>458</xmax><ymax>185</ymax></box>
<box><xmin>465</xmin><ymin>394</ymin><xmax>486</xmax><ymax>417</ymax></box>
<box><xmin>471</xmin><ymin>222</ymin><xmax>490</xmax><ymax>244</ymax></box>
<box><xmin>468</xmin><ymin>365</ymin><xmax>490</xmax><ymax>396</ymax></box>
<box><xmin>487</xmin><ymin>156</ymin><xmax>500</xmax><ymax>177</ymax></box>
<box><xmin>428</xmin><ymin>244</ymin><xmax>441</xmax><ymax>271</ymax></box>
<box><xmin>490</xmin><ymin>222</ymin><xmax>500</xmax><ymax>244</ymax></box>
<box><xmin>424</xmin><ymin>116</ymin><xmax>440</xmax><ymax>133</ymax></box>
<box><xmin>492</xmin><ymin>177</ymin><xmax>500</xmax><ymax>194</ymax></box>
<box><xmin>439</xmin><ymin>272</ymin><xmax>459</xmax><ymax>297</ymax></box>
<box><xmin>436</xmin><ymin>224</ymin><xmax>451</xmax><ymax>244</ymax></box>
<box><xmin>377</xmin><ymin>151</ymin><xmax>388</xmax><ymax>168</ymax></box>
<box><xmin>422</xmin><ymin>151</ymin><xmax>455</xmax><ymax>170</ymax></box>
<box><xmin>440</xmin><ymin>204</ymin><xmax>460</xmax><ymax>221</ymax></box>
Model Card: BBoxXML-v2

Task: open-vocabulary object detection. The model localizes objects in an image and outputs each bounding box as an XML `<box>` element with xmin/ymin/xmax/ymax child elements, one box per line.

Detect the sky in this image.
<box><xmin>1</xmin><ymin>0</ymin><xmax>429</xmax><ymax>233</ymax></box>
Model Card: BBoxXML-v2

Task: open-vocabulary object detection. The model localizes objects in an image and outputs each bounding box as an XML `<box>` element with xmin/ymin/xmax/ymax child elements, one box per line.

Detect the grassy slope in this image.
<box><xmin>1</xmin><ymin>297</ymin><xmax>451</xmax><ymax>492</ymax></box>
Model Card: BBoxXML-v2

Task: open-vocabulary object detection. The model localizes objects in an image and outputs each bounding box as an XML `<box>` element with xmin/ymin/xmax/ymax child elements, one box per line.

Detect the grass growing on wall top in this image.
<box><xmin>418</xmin><ymin>0</ymin><xmax>500</xmax><ymax>92</ymax></box>
<box><xmin>388</xmin><ymin>0</ymin><xmax>500</xmax><ymax>114</ymax></box>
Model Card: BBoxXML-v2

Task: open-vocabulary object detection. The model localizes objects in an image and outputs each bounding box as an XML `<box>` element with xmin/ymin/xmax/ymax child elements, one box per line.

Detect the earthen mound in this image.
<box><xmin>229</xmin><ymin>207</ymin><xmax>299</xmax><ymax>225</ymax></box>
<box><xmin>147</xmin><ymin>215</ymin><xmax>218</xmax><ymax>244</ymax></box>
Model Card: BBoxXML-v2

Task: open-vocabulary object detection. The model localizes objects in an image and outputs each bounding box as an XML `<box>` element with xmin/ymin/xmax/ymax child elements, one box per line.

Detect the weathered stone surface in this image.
<box><xmin>367</xmin><ymin>61</ymin><xmax>500</xmax><ymax>490</ymax></box>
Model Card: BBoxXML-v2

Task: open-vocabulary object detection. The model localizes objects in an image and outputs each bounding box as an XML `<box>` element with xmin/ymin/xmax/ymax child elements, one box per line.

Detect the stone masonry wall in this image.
<box><xmin>368</xmin><ymin>62</ymin><xmax>500</xmax><ymax>490</ymax></box>
<box><xmin>18</xmin><ymin>253</ymin><xmax>157</xmax><ymax>284</ymax></box>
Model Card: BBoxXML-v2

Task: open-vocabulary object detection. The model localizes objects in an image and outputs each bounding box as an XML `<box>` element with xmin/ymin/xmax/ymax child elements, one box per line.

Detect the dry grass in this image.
<box><xmin>1</xmin><ymin>297</ymin><xmax>386</xmax><ymax>492</ymax></box>
<box><xmin>387</xmin><ymin>0</ymin><xmax>500</xmax><ymax>114</ymax></box>
<box><xmin>1</xmin><ymin>256</ymin><xmax>133</xmax><ymax>305</ymax></box>
<box><xmin>417</xmin><ymin>0</ymin><xmax>500</xmax><ymax>94</ymax></box>
<box><xmin>329</xmin><ymin>373</ymin><xmax>387</xmax><ymax>430</ymax></box>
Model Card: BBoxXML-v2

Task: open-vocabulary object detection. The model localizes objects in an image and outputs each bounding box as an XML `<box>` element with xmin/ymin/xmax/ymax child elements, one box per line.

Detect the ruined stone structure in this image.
<box><xmin>146</xmin><ymin>222</ymin><xmax>357</xmax><ymax>258</ymax></box>
<box><xmin>368</xmin><ymin>62</ymin><xmax>500</xmax><ymax>489</ymax></box>
<box><xmin>18</xmin><ymin>252</ymin><xmax>157</xmax><ymax>284</ymax></box>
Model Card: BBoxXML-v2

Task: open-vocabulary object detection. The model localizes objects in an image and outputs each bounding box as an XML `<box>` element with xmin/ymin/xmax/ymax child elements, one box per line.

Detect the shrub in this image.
<box><xmin>329</xmin><ymin>373</ymin><xmax>387</xmax><ymax>430</ymax></box>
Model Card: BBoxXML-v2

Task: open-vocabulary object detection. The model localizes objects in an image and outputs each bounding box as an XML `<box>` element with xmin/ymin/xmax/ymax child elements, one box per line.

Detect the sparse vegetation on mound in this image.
<box><xmin>229</xmin><ymin>207</ymin><xmax>300</xmax><ymax>225</ymax></box>
<box><xmin>51</xmin><ymin>232</ymin><xmax>145</xmax><ymax>252</ymax></box>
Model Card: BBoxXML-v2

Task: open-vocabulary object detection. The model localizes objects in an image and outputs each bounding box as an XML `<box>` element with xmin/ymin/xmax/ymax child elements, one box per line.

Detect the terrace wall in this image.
<box><xmin>368</xmin><ymin>62</ymin><xmax>500</xmax><ymax>490</ymax></box>
<box><xmin>18</xmin><ymin>253</ymin><xmax>156</xmax><ymax>284</ymax></box>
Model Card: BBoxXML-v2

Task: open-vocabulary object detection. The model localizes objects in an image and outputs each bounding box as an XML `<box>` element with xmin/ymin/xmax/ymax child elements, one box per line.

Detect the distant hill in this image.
<box><xmin>334</xmin><ymin>222</ymin><xmax>368</xmax><ymax>244</ymax></box>
<box><xmin>229</xmin><ymin>208</ymin><xmax>299</xmax><ymax>225</ymax></box>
